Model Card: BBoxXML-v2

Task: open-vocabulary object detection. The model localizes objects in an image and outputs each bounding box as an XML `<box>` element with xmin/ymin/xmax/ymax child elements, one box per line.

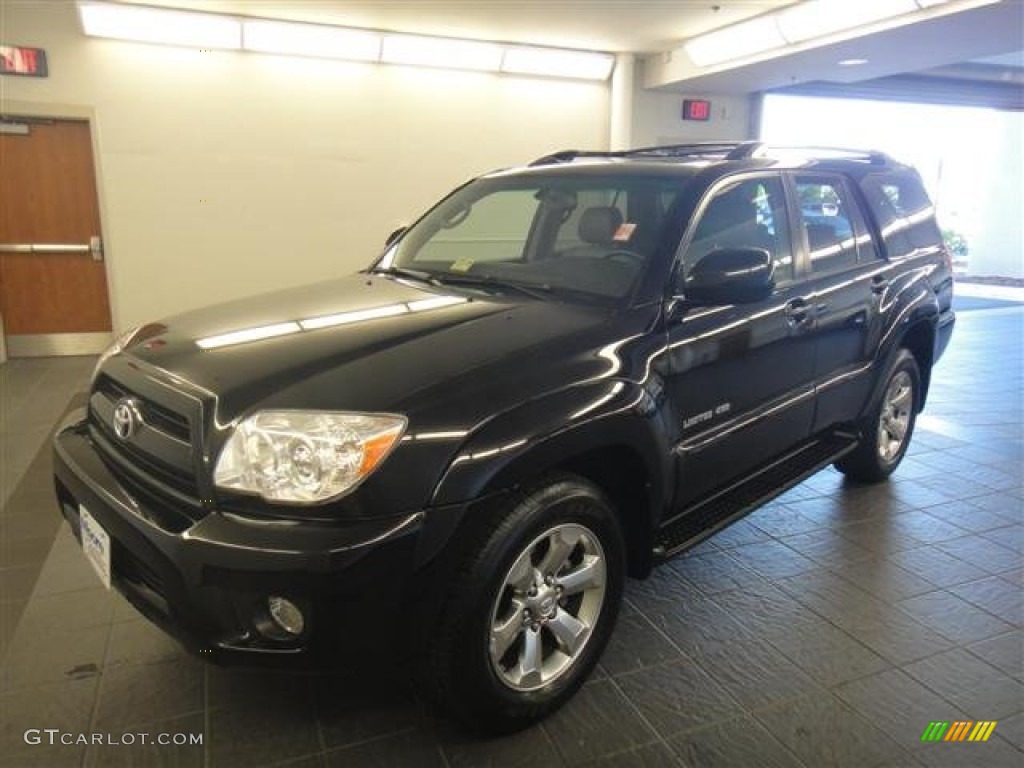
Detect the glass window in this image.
<box><xmin>795</xmin><ymin>175</ymin><xmax>858</xmax><ymax>273</ymax></box>
<box><xmin>390</xmin><ymin>173</ymin><xmax>694</xmax><ymax>301</ymax></box>
<box><xmin>683</xmin><ymin>176</ymin><xmax>794</xmax><ymax>285</ymax></box>
<box><xmin>415</xmin><ymin>189</ymin><xmax>536</xmax><ymax>263</ymax></box>
<box><xmin>861</xmin><ymin>172</ymin><xmax>942</xmax><ymax>258</ymax></box>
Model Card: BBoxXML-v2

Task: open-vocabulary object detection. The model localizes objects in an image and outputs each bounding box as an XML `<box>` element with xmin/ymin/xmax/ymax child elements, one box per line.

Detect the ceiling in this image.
<box><xmin>117</xmin><ymin>1</ymin><xmax>1024</xmax><ymax>93</ymax></box>
<box><xmin>115</xmin><ymin>1</ymin><xmax>795</xmax><ymax>53</ymax></box>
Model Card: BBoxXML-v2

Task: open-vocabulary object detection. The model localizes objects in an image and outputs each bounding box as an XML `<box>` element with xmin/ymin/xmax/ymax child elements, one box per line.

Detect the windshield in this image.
<box><xmin>380</xmin><ymin>173</ymin><xmax>691</xmax><ymax>302</ymax></box>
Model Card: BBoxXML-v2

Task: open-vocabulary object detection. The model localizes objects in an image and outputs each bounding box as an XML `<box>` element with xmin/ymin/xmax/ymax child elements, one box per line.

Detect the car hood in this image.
<box><xmin>123</xmin><ymin>273</ymin><xmax>643</xmax><ymax>428</ymax></box>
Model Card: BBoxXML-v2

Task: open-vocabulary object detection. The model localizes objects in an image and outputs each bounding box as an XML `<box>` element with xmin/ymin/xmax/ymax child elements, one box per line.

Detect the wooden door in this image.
<box><xmin>0</xmin><ymin>118</ymin><xmax>112</xmax><ymax>357</ymax></box>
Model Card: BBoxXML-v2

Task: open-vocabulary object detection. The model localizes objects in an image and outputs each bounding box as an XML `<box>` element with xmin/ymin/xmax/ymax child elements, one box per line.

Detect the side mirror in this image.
<box><xmin>684</xmin><ymin>248</ymin><xmax>775</xmax><ymax>305</ymax></box>
<box><xmin>385</xmin><ymin>226</ymin><xmax>407</xmax><ymax>247</ymax></box>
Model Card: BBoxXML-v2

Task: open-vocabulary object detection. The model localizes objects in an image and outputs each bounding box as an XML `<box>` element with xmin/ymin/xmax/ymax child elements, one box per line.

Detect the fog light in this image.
<box><xmin>267</xmin><ymin>596</ymin><xmax>305</xmax><ymax>636</ymax></box>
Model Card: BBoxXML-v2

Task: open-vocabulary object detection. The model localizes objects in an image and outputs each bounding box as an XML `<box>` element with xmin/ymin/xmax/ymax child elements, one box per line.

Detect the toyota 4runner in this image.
<box><xmin>53</xmin><ymin>142</ymin><xmax>955</xmax><ymax>731</ymax></box>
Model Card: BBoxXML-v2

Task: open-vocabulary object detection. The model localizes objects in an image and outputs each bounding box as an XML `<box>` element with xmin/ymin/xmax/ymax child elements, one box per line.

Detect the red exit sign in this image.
<box><xmin>682</xmin><ymin>99</ymin><xmax>711</xmax><ymax>122</ymax></box>
<box><xmin>0</xmin><ymin>45</ymin><xmax>48</xmax><ymax>77</ymax></box>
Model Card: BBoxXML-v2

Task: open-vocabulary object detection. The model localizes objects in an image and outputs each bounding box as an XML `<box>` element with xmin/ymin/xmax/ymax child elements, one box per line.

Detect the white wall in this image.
<box><xmin>964</xmin><ymin>113</ymin><xmax>1023</xmax><ymax>278</ymax></box>
<box><xmin>630</xmin><ymin>62</ymin><xmax>752</xmax><ymax>147</ymax></box>
<box><xmin>1</xmin><ymin>1</ymin><xmax>610</xmax><ymax>329</ymax></box>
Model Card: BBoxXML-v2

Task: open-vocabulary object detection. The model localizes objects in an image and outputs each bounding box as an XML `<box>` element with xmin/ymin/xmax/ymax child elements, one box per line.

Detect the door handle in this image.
<box><xmin>0</xmin><ymin>242</ymin><xmax>91</xmax><ymax>254</ymax></box>
<box><xmin>871</xmin><ymin>276</ymin><xmax>889</xmax><ymax>294</ymax></box>
<box><xmin>785</xmin><ymin>298</ymin><xmax>812</xmax><ymax>327</ymax></box>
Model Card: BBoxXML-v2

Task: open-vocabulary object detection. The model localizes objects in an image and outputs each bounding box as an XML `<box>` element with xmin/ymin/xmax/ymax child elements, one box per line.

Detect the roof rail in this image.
<box><xmin>529</xmin><ymin>149</ymin><xmax>621</xmax><ymax>166</ymax></box>
<box><xmin>528</xmin><ymin>143</ymin><xmax>895</xmax><ymax>167</ymax></box>
<box><xmin>623</xmin><ymin>141</ymin><xmax>759</xmax><ymax>160</ymax></box>
<box><xmin>743</xmin><ymin>144</ymin><xmax>894</xmax><ymax>165</ymax></box>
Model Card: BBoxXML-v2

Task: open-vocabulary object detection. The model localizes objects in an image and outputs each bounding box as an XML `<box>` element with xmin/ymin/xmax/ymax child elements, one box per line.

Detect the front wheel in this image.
<box><xmin>425</xmin><ymin>475</ymin><xmax>625</xmax><ymax>733</ymax></box>
<box><xmin>836</xmin><ymin>348</ymin><xmax>920</xmax><ymax>482</ymax></box>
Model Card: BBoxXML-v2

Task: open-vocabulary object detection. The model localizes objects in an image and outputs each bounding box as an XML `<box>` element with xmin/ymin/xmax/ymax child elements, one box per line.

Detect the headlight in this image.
<box><xmin>92</xmin><ymin>326</ymin><xmax>140</xmax><ymax>382</ymax></box>
<box><xmin>213</xmin><ymin>411</ymin><xmax>407</xmax><ymax>504</ymax></box>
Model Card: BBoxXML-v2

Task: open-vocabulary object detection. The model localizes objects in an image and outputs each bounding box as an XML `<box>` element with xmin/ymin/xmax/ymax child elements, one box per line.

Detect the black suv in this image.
<box><xmin>53</xmin><ymin>142</ymin><xmax>955</xmax><ymax>731</ymax></box>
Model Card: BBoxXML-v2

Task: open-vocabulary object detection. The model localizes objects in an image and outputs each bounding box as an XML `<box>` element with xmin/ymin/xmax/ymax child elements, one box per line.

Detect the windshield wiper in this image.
<box><xmin>432</xmin><ymin>273</ymin><xmax>554</xmax><ymax>301</ymax></box>
<box><xmin>370</xmin><ymin>266</ymin><xmax>440</xmax><ymax>285</ymax></box>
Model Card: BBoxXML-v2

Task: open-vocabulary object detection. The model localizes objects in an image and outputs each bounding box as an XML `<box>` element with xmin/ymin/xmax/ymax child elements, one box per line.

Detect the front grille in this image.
<box><xmin>95</xmin><ymin>375</ymin><xmax>191</xmax><ymax>443</ymax></box>
<box><xmin>88</xmin><ymin>366</ymin><xmax>207</xmax><ymax>510</ymax></box>
<box><xmin>89</xmin><ymin>419</ymin><xmax>199</xmax><ymax>498</ymax></box>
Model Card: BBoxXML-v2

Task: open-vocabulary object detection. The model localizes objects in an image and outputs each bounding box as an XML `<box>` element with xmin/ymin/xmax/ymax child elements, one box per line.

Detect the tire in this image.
<box><xmin>836</xmin><ymin>348</ymin><xmax>920</xmax><ymax>483</ymax></box>
<box><xmin>425</xmin><ymin>474</ymin><xmax>625</xmax><ymax>733</ymax></box>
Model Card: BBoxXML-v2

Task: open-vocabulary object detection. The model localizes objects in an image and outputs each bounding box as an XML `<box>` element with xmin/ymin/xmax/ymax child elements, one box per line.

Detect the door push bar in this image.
<box><xmin>0</xmin><ymin>236</ymin><xmax>103</xmax><ymax>261</ymax></box>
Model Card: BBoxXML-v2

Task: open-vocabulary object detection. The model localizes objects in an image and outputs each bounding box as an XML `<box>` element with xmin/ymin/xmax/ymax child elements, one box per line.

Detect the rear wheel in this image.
<box><xmin>836</xmin><ymin>349</ymin><xmax>920</xmax><ymax>482</ymax></box>
<box><xmin>425</xmin><ymin>475</ymin><xmax>625</xmax><ymax>733</ymax></box>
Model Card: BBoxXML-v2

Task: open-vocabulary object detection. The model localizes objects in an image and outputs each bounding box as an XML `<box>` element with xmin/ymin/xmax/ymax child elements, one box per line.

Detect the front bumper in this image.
<box><xmin>52</xmin><ymin>411</ymin><xmax>431</xmax><ymax>664</ymax></box>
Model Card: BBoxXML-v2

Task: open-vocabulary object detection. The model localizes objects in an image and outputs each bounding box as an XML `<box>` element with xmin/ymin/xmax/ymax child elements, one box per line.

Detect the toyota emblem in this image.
<box><xmin>112</xmin><ymin>398</ymin><xmax>140</xmax><ymax>440</ymax></box>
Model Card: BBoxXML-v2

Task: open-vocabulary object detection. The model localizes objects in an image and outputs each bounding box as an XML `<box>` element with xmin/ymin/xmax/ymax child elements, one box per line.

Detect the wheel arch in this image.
<box><xmin>432</xmin><ymin>415</ymin><xmax>670</xmax><ymax>580</ymax></box>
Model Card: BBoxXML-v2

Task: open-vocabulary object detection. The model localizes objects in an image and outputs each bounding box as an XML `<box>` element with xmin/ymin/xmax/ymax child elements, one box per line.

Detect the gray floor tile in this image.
<box><xmin>903</xmin><ymin>648</ymin><xmax>1024</xmax><ymax>720</ymax></box>
<box><xmin>965</xmin><ymin>632</ymin><xmax>1024</xmax><ymax>682</ymax></box>
<box><xmin>441</xmin><ymin>719</ymin><xmax>564</xmax><ymax>768</ymax></box>
<box><xmin>323</xmin><ymin>729</ymin><xmax>444</xmax><ymax>768</ymax></box>
<box><xmin>542</xmin><ymin>679</ymin><xmax>658</xmax><ymax>765</ymax></box>
<box><xmin>94</xmin><ymin>659</ymin><xmax>205</xmax><ymax>731</ymax></box>
<box><xmin>693</xmin><ymin>634</ymin><xmax>820</xmax><ymax>711</ymax></box>
<box><xmin>896</xmin><ymin>590</ymin><xmax>1015</xmax><ymax>645</ymax></box>
<box><xmin>314</xmin><ymin>672</ymin><xmax>421</xmax><ymax>751</ymax></box>
<box><xmin>753</xmin><ymin>690</ymin><xmax>916</xmax><ymax>768</ymax></box>
<box><xmin>616</xmin><ymin>661</ymin><xmax>742</xmax><ymax>740</ymax></box>
<box><xmin>599</xmin><ymin>603</ymin><xmax>683</xmax><ymax>677</ymax></box>
<box><xmin>208</xmin><ymin>693</ymin><xmax>320</xmax><ymax>768</ymax></box>
<box><xmin>666</xmin><ymin>714</ymin><xmax>807</xmax><ymax>768</ymax></box>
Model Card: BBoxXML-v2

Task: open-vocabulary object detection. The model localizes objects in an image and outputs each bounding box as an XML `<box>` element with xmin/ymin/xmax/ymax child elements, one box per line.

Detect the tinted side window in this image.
<box><xmin>795</xmin><ymin>175</ymin><xmax>858</xmax><ymax>274</ymax></box>
<box><xmin>683</xmin><ymin>176</ymin><xmax>794</xmax><ymax>286</ymax></box>
<box><xmin>860</xmin><ymin>172</ymin><xmax>942</xmax><ymax>258</ymax></box>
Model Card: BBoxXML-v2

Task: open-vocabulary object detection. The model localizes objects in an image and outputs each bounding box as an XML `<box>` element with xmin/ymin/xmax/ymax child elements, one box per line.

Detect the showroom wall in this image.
<box><xmin>631</xmin><ymin>86</ymin><xmax>751</xmax><ymax>148</ymax></box>
<box><xmin>2</xmin><ymin>2</ymin><xmax>615</xmax><ymax>328</ymax></box>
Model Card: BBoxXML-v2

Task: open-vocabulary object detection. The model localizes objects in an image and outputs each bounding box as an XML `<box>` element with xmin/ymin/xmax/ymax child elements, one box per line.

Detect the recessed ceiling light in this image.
<box><xmin>838</xmin><ymin>58</ymin><xmax>869</xmax><ymax>66</ymax></box>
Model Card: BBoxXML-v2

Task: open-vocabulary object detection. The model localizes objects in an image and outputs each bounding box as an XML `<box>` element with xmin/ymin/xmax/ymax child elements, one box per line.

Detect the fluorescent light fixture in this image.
<box><xmin>501</xmin><ymin>46</ymin><xmax>615</xmax><ymax>80</ymax></box>
<box><xmin>381</xmin><ymin>34</ymin><xmax>502</xmax><ymax>72</ymax></box>
<box><xmin>838</xmin><ymin>58</ymin><xmax>869</xmax><ymax>66</ymax></box>
<box><xmin>776</xmin><ymin>0</ymin><xmax>919</xmax><ymax>44</ymax></box>
<box><xmin>915</xmin><ymin>0</ymin><xmax>951</xmax><ymax>6</ymax></box>
<box><xmin>299</xmin><ymin>304</ymin><xmax>408</xmax><ymax>331</ymax></box>
<box><xmin>78</xmin><ymin>1</ymin><xmax>241</xmax><ymax>50</ymax></box>
<box><xmin>684</xmin><ymin>15</ymin><xmax>786</xmax><ymax>67</ymax></box>
<box><xmin>242</xmin><ymin>19</ymin><xmax>381</xmax><ymax>61</ymax></box>
<box><xmin>197</xmin><ymin>322</ymin><xmax>301</xmax><ymax>350</ymax></box>
<box><xmin>76</xmin><ymin>2</ymin><xmax>615</xmax><ymax>81</ymax></box>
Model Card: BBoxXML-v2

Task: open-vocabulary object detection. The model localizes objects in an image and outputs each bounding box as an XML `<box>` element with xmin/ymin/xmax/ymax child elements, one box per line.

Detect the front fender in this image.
<box><xmin>430</xmin><ymin>378</ymin><xmax>672</xmax><ymax>524</ymax></box>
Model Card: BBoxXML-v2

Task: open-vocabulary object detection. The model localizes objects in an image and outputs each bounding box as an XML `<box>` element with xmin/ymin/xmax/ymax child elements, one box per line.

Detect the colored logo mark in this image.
<box><xmin>921</xmin><ymin>721</ymin><xmax>997</xmax><ymax>743</ymax></box>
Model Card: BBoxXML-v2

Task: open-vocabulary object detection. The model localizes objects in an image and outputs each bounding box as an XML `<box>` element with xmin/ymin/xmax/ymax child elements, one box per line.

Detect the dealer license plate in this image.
<box><xmin>79</xmin><ymin>505</ymin><xmax>111</xmax><ymax>589</ymax></box>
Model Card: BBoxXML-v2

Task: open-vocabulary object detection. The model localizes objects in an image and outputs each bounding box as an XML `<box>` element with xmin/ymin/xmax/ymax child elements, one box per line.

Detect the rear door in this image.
<box><xmin>666</xmin><ymin>173</ymin><xmax>816</xmax><ymax>509</ymax></box>
<box><xmin>0</xmin><ymin>118</ymin><xmax>112</xmax><ymax>357</ymax></box>
<box><xmin>790</xmin><ymin>172</ymin><xmax>887</xmax><ymax>430</ymax></box>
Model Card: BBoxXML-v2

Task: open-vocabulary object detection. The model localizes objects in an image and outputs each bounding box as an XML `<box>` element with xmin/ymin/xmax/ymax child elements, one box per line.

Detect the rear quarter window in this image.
<box><xmin>860</xmin><ymin>172</ymin><xmax>942</xmax><ymax>258</ymax></box>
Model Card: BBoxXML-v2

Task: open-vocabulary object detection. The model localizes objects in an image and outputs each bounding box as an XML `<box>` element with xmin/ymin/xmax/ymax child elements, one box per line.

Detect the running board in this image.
<box><xmin>653</xmin><ymin>432</ymin><xmax>858</xmax><ymax>562</ymax></box>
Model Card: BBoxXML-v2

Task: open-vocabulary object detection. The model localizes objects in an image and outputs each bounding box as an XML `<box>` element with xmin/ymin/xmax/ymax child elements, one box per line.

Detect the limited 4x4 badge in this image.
<box><xmin>683</xmin><ymin>402</ymin><xmax>731</xmax><ymax>429</ymax></box>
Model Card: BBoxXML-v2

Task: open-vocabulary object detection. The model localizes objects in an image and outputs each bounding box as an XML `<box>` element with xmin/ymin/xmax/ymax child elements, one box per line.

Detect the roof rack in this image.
<box><xmin>744</xmin><ymin>144</ymin><xmax>894</xmax><ymax>165</ymax></box>
<box><xmin>528</xmin><ymin>142</ymin><xmax>759</xmax><ymax>166</ymax></box>
<box><xmin>528</xmin><ymin>142</ymin><xmax>895</xmax><ymax>167</ymax></box>
<box><xmin>625</xmin><ymin>141</ymin><xmax>761</xmax><ymax>160</ymax></box>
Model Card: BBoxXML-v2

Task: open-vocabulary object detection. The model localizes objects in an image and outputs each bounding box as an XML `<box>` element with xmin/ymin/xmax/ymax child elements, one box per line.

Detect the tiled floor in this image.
<box><xmin>0</xmin><ymin>295</ymin><xmax>1021</xmax><ymax>768</ymax></box>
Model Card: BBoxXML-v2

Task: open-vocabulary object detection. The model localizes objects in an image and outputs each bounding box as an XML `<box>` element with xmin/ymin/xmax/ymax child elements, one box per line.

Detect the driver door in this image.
<box><xmin>665</xmin><ymin>174</ymin><xmax>817</xmax><ymax>509</ymax></box>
